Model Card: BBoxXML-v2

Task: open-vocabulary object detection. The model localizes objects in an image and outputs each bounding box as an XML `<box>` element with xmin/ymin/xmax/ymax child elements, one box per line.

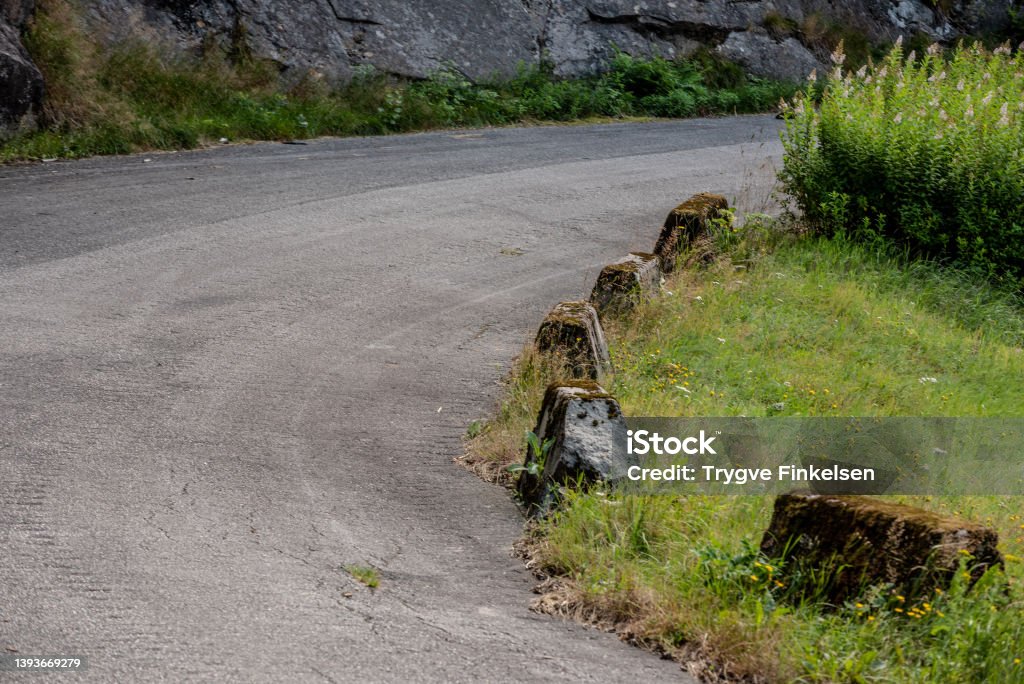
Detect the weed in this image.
<box><xmin>460</xmin><ymin>348</ymin><xmax>566</xmax><ymax>485</ymax></box>
<box><xmin>507</xmin><ymin>431</ymin><xmax>554</xmax><ymax>478</ymax></box>
<box><xmin>344</xmin><ymin>564</ymin><xmax>380</xmax><ymax>589</ymax></box>
<box><xmin>465</xmin><ymin>419</ymin><xmax>487</xmax><ymax>440</ymax></box>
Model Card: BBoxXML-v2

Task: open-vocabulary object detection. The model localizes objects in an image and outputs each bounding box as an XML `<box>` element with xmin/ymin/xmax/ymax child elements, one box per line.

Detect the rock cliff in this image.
<box><xmin>1</xmin><ymin>0</ymin><xmax>43</xmax><ymax>134</ymax></box>
<box><xmin>1</xmin><ymin>0</ymin><xmax>1015</xmax><ymax>137</ymax></box>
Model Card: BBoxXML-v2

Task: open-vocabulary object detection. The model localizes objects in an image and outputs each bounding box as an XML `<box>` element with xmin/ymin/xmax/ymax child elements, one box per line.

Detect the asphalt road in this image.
<box><xmin>0</xmin><ymin>116</ymin><xmax>784</xmax><ymax>682</ymax></box>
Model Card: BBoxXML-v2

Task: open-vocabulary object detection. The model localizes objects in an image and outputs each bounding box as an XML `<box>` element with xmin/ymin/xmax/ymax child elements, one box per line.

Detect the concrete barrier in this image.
<box><xmin>535</xmin><ymin>301</ymin><xmax>611</xmax><ymax>380</ymax></box>
<box><xmin>589</xmin><ymin>252</ymin><xmax>661</xmax><ymax>315</ymax></box>
<box><xmin>654</xmin><ymin>192</ymin><xmax>728</xmax><ymax>272</ymax></box>
<box><xmin>663</xmin><ymin>192</ymin><xmax>729</xmax><ymax>236</ymax></box>
<box><xmin>761</xmin><ymin>491</ymin><xmax>1003</xmax><ymax>602</ymax></box>
<box><xmin>515</xmin><ymin>382</ymin><xmax>631</xmax><ymax>516</ymax></box>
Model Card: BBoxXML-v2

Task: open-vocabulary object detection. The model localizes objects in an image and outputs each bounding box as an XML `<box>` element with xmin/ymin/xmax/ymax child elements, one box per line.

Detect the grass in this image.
<box><xmin>2</xmin><ymin>0</ymin><xmax>799</xmax><ymax>162</ymax></box>
<box><xmin>344</xmin><ymin>564</ymin><xmax>380</xmax><ymax>590</ymax></box>
<box><xmin>610</xmin><ymin>221</ymin><xmax>1024</xmax><ymax>417</ymax></box>
<box><xmin>468</xmin><ymin>220</ymin><xmax>1024</xmax><ymax>682</ymax></box>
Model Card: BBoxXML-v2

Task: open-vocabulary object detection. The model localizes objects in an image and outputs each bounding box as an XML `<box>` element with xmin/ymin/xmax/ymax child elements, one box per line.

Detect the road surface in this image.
<box><xmin>0</xmin><ymin>116</ymin><xmax>783</xmax><ymax>681</ymax></box>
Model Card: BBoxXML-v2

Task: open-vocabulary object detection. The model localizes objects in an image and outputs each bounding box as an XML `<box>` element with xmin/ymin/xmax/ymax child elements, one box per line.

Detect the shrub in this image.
<box><xmin>781</xmin><ymin>40</ymin><xmax>1024</xmax><ymax>290</ymax></box>
<box><xmin>607</xmin><ymin>51</ymin><xmax>701</xmax><ymax>98</ymax></box>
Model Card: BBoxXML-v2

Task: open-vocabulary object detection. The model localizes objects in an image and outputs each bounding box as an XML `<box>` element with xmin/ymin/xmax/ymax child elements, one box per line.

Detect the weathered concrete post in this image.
<box><xmin>654</xmin><ymin>192</ymin><xmax>729</xmax><ymax>272</ymax></box>
<box><xmin>535</xmin><ymin>301</ymin><xmax>612</xmax><ymax>380</ymax></box>
<box><xmin>515</xmin><ymin>382</ymin><xmax>632</xmax><ymax>516</ymax></box>
<box><xmin>589</xmin><ymin>252</ymin><xmax>661</xmax><ymax>315</ymax></box>
<box><xmin>761</xmin><ymin>491</ymin><xmax>1003</xmax><ymax>602</ymax></box>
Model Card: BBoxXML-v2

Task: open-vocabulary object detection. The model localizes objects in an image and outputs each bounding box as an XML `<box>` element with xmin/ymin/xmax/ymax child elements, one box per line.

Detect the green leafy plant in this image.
<box><xmin>465</xmin><ymin>419</ymin><xmax>487</xmax><ymax>439</ymax></box>
<box><xmin>781</xmin><ymin>40</ymin><xmax>1024</xmax><ymax>291</ymax></box>
<box><xmin>506</xmin><ymin>430</ymin><xmax>554</xmax><ymax>477</ymax></box>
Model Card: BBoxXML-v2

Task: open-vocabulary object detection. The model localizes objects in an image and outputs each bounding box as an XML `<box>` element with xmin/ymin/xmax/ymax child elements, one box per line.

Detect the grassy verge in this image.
<box><xmin>468</xmin><ymin>222</ymin><xmax>1024</xmax><ymax>682</ymax></box>
<box><xmin>2</xmin><ymin>0</ymin><xmax>798</xmax><ymax>161</ymax></box>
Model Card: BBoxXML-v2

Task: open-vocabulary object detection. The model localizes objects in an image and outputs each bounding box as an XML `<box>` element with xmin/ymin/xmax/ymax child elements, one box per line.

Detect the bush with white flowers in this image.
<box><xmin>781</xmin><ymin>40</ymin><xmax>1024</xmax><ymax>290</ymax></box>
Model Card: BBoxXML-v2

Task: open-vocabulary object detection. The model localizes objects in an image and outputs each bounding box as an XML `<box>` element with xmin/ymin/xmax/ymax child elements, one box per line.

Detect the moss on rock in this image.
<box><xmin>761</xmin><ymin>491</ymin><xmax>1003</xmax><ymax>603</ymax></box>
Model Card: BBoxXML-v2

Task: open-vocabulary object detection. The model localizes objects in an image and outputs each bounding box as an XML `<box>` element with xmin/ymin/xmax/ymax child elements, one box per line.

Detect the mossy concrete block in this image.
<box><xmin>654</xmin><ymin>192</ymin><xmax>728</xmax><ymax>272</ymax></box>
<box><xmin>652</xmin><ymin>219</ymin><xmax>683</xmax><ymax>274</ymax></box>
<box><xmin>535</xmin><ymin>301</ymin><xmax>611</xmax><ymax>380</ymax></box>
<box><xmin>589</xmin><ymin>252</ymin><xmax>661</xmax><ymax>315</ymax></box>
<box><xmin>761</xmin><ymin>491</ymin><xmax>1003</xmax><ymax>602</ymax></box>
<box><xmin>663</xmin><ymin>192</ymin><xmax>729</xmax><ymax>235</ymax></box>
<box><xmin>516</xmin><ymin>381</ymin><xmax>631</xmax><ymax>516</ymax></box>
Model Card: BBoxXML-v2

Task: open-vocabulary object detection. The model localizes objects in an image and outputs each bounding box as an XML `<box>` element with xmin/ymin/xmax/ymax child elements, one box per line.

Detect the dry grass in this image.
<box><xmin>458</xmin><ymin>348</ymin><xmax>569</xmax><ymax>487</ymax></box>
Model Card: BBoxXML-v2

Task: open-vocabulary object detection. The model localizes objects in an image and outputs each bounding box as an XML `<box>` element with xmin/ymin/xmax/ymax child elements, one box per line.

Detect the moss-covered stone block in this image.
<box><xmin>654</xmin><ymin>192</ymin><xmax>728</xmax><ymax>273</ymax></box>
<box><xmin>515</xmin><ymin>382</ymin><xmax>630</xmax><ymax>516</ymax></box>
<box><xmin>535</xmin><ymin>301</ymin><xmax>611</xmax><ymax>380</ymax></box>
<box><xmin>761</xmin><ymin>491</ymin><xmax>1003</xmax><ymax>603</ymax></box>
<box><xmin>663</xmin><ymin>192</ymin><xmax>729</xmax><ymax>235</ymax></box>
<box><xmin>589</xmin><ymin>252</ymin><xmax>661</xmax><ymax>315</ymax></box>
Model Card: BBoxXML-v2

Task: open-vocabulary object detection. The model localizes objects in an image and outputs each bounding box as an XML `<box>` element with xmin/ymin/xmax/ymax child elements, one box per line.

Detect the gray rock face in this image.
<box><xmin>1</xmin><ymin>0</ymin><xmax>34</xmax><ymax>26</ymax></box>
<box><xmin>0</xmin><ymin>19</ymin><xmax>42</xmax><ymax>137</ymax></box>
<box><xmin>85</xmin><ymin>0</ymin><xmax>540</xmax><ymax>82</ymax></box>
<box><xmin>1</xmin><ymin>0</ymin><xmax>1011</xmax><ymax>139</ymax></box>
<box><xmin>515</xmin><ymin>382</ymin><xmax>631</xmax><ymax>516</ymax></box>
<box><xmin>717</xmin><ymin>30</ymin><xmax>822</xmax><ymax>82</ymax></box>
<box><xmin>773</xmin><ymin>0</ymin><xmax>990</xmax><ymax>43</ymax></box>
<box><xmin>538</xmin><ymin>0</ymin><xmax>761</xmax><ymax>77</ymax></box>
<box><xmin>79</xmin><ymin>0</ymin><xmax>1009</xmax><ymax>84</ymax></box>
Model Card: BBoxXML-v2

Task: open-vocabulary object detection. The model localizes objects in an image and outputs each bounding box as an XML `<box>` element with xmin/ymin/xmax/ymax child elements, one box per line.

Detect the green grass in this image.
<box><xmin>611</xmin><ymin>222</ymin><xmax>1024</xmax><ymax>418</ymax></box>
<box><xmin>2</xmin><ymin>0</ymin><xmax>798</xmax><ymax>162</ymax></box>
<box><xmin>470</xmin><ymin>222</ymin><xmax>1024</xmax><ymax>682</ymax></box>
<box><xmin>344</xmin><ymin>564</ymin><xmax>380</xmax><ymax>590</ymax></box>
